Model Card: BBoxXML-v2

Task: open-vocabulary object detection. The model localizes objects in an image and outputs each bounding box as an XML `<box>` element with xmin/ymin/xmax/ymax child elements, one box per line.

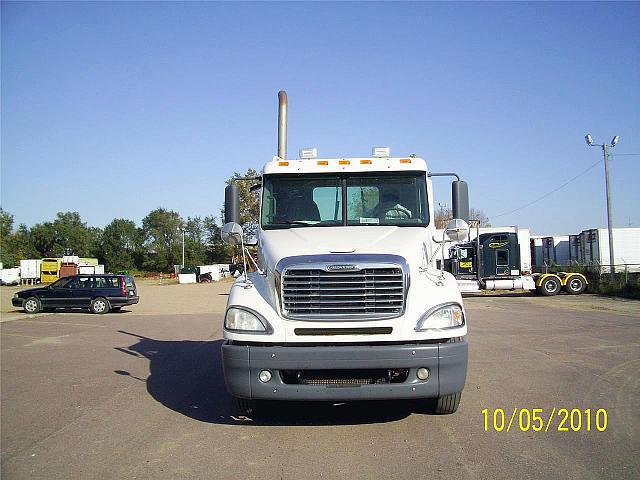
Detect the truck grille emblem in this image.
<box><xmin>326</xmin><ymin>264</ymin><xmax>359</xmax><ymax>271</ymax></box>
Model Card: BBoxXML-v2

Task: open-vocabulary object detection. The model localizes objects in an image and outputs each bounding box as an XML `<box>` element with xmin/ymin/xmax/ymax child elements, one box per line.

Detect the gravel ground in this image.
<box><xmin>1</xmin><ymin>279</ymin><xmax>638</xmax><ymax>479</ymax></box>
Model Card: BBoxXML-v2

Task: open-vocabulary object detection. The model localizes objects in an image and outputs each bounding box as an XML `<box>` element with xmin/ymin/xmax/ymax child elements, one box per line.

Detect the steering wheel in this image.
<box><xmin>383</xmin><ymin>207</ymin><xmax>410</xmax><ymax>219</ymax></box>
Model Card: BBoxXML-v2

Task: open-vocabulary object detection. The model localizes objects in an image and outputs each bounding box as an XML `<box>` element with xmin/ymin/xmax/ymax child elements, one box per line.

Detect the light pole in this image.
<box><xmin>585</xmin><ymin>134</ymin><xmax>619</xmax><ymax>277</ymax></box>
<box><xmin>178</xmin><ymin>226</ymin><xmax>185</xmax><ymax>268</ymax></box>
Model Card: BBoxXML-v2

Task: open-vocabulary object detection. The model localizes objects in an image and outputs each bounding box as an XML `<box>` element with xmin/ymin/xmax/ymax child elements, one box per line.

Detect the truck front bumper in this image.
<box><xmin>221</xmin><ymin>339</ymin><xmax>468</xmax><ymax>401</ymax></box>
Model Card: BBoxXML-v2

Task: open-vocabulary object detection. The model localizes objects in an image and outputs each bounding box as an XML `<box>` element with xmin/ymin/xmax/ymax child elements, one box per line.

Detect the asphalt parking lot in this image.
<box><xmin>1</xmin><ymin>281</ymin><xmax>639</xmax><ymax>479</ymax></box>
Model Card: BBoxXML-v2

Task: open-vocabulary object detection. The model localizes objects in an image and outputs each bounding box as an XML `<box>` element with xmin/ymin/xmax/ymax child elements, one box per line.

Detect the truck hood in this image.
<box><xmin>260</xmin><ymin>226</ymin><xmax>432</xmax><ymax>269</ymax></box>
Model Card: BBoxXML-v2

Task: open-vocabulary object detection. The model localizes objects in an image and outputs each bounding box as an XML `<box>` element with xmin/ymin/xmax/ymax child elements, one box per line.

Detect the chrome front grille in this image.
<box><xmin>282</xmin><ymin>267</ymin><xmax>405</xmax><ymax>318</ymax></box>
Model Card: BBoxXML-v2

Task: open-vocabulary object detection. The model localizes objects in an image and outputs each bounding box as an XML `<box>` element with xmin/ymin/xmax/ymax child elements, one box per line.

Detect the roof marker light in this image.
<box><xmin>317</xmin><ymin>160</ymin><xmax>328</xmax><ymax>165</ymax></box>
<box><xmin>372</xmin><ymin>147</ymin><xmax>390</xmax><ymax>157</ymax></box>
<box><xmin>339</xmin><ymin>160</ymin><xmax>350</xmax><ymax>165</ymax></box>
<box><xmin>400</xmin><ymin>158</ymin><xmax>412</xmax><ymax>164</ymax></box>
<box><xmin>278</xmin><ymin>161</ymin><xmax>289</xmax><ymax>166</ymax></box>
<box><xmin>360</xmin><ymin>159</ymin><xmax>372</xmax><ymax>164</ymax></box>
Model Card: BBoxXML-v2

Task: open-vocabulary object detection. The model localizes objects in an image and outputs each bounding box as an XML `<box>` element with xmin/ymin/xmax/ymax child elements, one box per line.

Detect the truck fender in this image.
<box><xmin>557</xmin><ymin>272</ymin><xmax>589</xmax><ymax>286</ymax></box>
<box><xmin>534</xmin><ymin>273</ymin><xmax>562</xmax><ymax>288</ymax></box>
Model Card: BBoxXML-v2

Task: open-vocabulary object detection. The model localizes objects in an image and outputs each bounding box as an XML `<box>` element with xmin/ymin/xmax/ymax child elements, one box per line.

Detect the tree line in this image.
<box><xmin>1</xmin><ymin>168</ymin><xmax>490</xmax><ymax>273</ymax></box>
<box><xmin>0</xmin><ymin>208</ymin><xmax>234</xmax><ymax>273</ymax></box>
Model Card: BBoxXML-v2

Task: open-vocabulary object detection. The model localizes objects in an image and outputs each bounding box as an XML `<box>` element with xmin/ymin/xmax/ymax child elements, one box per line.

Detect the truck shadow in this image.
<box><xmin>115</xmin><ymin>330</ymin><xmax>415</xmax><ymax>426</ymax></box>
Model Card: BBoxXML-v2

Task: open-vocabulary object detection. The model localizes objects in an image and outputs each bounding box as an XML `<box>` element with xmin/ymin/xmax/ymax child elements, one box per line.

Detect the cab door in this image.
<box><xmin>457</xmin><ymin>246</ymin><xmax>476</xmax><ymax>275</ymax></box>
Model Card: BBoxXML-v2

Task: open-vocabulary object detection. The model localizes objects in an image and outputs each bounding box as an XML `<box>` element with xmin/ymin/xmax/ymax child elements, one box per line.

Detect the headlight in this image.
<box><xmin>225</xmin><ymin>307</ymin><xmax>271</xmax><ymax>333</ymax></box>
<box><xmin>415</xmin><ymin>303</ymin><xmax>464</xmax><ymax>331</ymax></box>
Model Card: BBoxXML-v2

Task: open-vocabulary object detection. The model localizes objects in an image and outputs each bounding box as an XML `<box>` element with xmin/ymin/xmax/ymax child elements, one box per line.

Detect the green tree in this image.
<box><xmin>184</xmin><ymin>216</ymin><xmax>207</xmax><ymax>266</ymax></box>
<box><xmin>29</xmin><ymin>222</ymin><xmax>57</xmax><ymax>257</ymax></box>
<box><xmin>101</xmin><ymin>219</ymin><xmax>142</xmax><ymax>272</ymax></box>
<box><xmin>203</xmin><ymin>214</ymin><xmax>233</xmax><ymax>264</ymax></box>
<box><xmin>225</xmin><ymin>168</ymin><xmax>260</xmax><ymax>227</ymax></box>
<box><xmin>142</xmin><ymin>208</ymin><xmax>183</xmax><ymax>272</ymax></box>
<box><xmin>50</xmin><ymin>212</ymin><xmax>98</xmax><ymax>256</ymax></box>
<box><xmin>13</xmin><ymin>224</ymin><xmax>39</xmax><ymax>261</ymax></box>
<box><xmin>0</xmin><ymin>209</ymin><xmax>17</xmax><ymax>267</ymax></box>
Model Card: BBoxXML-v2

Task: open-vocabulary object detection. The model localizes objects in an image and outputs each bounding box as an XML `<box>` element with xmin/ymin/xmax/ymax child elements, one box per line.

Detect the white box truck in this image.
<box><xmin>19</xmin><ymin>259</ymin><xmax>42</xmax><ymax>284</ymax></box>
<box><xmin>219</xmin><ymin>91</ymin><xmax>469</xmax><ymax>416</ymax></box>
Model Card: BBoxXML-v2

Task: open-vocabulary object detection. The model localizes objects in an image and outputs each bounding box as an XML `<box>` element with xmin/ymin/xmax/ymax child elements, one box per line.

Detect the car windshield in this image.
<box><xmin>50</xmin><ymin>277</ymin><xmax>72</xmax><ymax>289</ymax></box>
<box><xmin>261</xmin><ymin>172</ymin><xmax>429</xmax><ymax>228</ymax></box>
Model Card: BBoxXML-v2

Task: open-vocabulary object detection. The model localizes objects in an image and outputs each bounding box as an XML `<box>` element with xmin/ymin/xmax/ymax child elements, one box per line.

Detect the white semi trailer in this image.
<box><xmin>219</xmin><ymin>91</ymin><xmax>469</xmax><ymax>416</ymax></box>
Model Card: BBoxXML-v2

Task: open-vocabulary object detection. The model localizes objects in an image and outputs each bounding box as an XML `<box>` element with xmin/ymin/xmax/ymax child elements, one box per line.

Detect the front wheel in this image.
<box><xmin>234</xmin><ymin>397</ymin><xmax>258</xmax><ymax>417</ymax></box>
<box><xmin>23</xmin><ymin>297</ymin><xmax>41</xmax><ymax>314</ymax></box>
<box><xmin>90</xmin><ymin>297</ymin><xmax>110</xmax><ymax>314</ymax></box>
<box><xmin>431</xmin><ymin>391</ymin><xmax>462</xmax><ymax>414</ymax></box>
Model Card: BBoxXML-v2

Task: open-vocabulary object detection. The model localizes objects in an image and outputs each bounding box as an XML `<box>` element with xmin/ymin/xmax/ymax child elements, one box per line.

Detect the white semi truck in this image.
<box><xmin>220</xmin><ymin>91</ymin><xmax>469</xmax><ymax>416</ymax></box>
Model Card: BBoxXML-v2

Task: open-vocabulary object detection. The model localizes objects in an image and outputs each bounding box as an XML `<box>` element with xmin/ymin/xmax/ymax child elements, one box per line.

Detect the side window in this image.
<box><xmin>313</xmin><ymin>186</ymin><xmax>342</xmax><ymax>222</ymax></box>
<box><xmin>76</xmin><ymin>277</ymin><xmax>92</xmax><ymax>289</ymax></box>
<box><xmin>109</xmin><ymin>277</ymin><xmax>120</xmax><ymax>288</ymax></box>
<box><xmin>496</xmin><ymin>249</ymin><xmax>509</xmax><ymax>266</ymax></box>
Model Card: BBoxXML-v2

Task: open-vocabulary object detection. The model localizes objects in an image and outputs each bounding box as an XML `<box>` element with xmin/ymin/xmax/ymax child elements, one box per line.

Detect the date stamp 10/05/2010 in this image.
<box><xmin>482</xmin><ymin>408</ymin><xmax>608</xmax><ymax>433</ymax></box>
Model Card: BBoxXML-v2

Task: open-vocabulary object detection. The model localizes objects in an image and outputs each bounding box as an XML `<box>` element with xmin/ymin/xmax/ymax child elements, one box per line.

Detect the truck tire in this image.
<box><xmin>90</xmin><ymin>297</ymin><xmax>110</xmax><ymax>314</ymax></box>
<box><xmin>23</xmin><ymin>297</ymin><xmax>41</xmax><ymax>314</ymax></box>
<box><xmin>431</xmin><ymin>391</ymin><xmax>462</xmax><ymax>414</ymax></box>
<box><xmin>539</xmin><ymin>276</ymin><xmax>561</xmax><ymax>296</ymax></box>
<box><xmin>234</xmin><ymin>397</ymin><xmax>257</xmax><ymax>416</ymax></box>
<box><xmin>564</xmin><ymin>275</ymin><xmax>586</xmax><ymax>295</ymax></box>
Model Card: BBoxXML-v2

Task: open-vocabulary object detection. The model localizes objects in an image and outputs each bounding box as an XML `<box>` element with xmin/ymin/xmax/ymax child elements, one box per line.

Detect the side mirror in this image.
<box><xmin>221</xmin><ymin>222</ymin><xmax>244</xmax><ymax>245</ymax></box>
<box><xmin>224</xmin><ymin>184</ymin><xmax>240</xmax><ymax>224</ymax></box>
<box><xmin>445</xmin><ymin>219</ymin><xmax>469</xmax><ymax>242</ymax></box>
<box><xmin>452</xmin><ymin>180</ymin><xmax>469</xmax><ymax>222</ymax></box>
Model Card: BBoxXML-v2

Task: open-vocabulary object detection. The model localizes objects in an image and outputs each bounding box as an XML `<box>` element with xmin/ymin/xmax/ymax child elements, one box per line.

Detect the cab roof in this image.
<box><xmin>262</xmin><ymin>156</ymin><xmax>428</xmax><ymax>175</ymax></box>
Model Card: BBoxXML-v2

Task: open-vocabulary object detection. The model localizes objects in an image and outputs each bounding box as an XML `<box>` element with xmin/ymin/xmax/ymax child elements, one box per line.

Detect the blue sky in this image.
<box><xmin>2</xmin><ymin>1</ymin><xmax>639</xmax><ymax>235</ymax></box>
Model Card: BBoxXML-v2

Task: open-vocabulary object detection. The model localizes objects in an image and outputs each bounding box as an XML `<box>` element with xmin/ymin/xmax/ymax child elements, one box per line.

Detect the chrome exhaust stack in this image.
<box><xmin>277</xmin><ymin>90</ymin><xmax>288</xmax><ymax>160</ymax></box>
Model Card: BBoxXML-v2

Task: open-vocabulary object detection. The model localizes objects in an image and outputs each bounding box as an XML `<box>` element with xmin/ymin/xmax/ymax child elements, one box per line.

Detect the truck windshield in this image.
<box><xmin>261</xmin><ymin>172</ymin><xmax>429</xmax><ymax>228</ymax></box>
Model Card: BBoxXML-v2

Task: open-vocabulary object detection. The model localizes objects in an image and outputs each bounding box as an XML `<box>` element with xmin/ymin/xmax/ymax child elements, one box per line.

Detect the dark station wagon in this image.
<box><xmin>12</xmin><ymin>274</ymin><xmax>139</xmax><ymax>314</ymax></box>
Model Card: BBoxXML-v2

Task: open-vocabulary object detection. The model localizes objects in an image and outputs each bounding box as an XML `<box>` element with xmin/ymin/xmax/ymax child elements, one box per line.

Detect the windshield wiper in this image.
<box><xmin>281</xmin><ymin>221</ymin><xmax>315</xmax><ymax>225</ymax></box>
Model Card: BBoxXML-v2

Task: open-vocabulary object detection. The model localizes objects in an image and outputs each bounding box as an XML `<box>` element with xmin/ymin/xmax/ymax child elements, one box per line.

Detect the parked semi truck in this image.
<box><xmin>219</xmin><ymin>91</ymin><xmax>470</xmax><ymax>416</ymax></box>
<box><xmin>445</xmin><ymin>227</ymin><xmax>588</xmax><ymax>296</ymax></box>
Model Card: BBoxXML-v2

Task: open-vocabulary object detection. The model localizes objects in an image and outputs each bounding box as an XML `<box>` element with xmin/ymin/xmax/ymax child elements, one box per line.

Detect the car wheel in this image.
<box><xmin>565</xmin><ymin>275</ymin><xmax>586</xmax><ymax>295</ymax></box>
<box><xmin>431</xmin><ymin>391</ymin><xmax>462</xmax><ymax>414</ymax></box>
<box><xmin>23</xmin><ymin>297</ymin><xmax>41</xmax><ymax>314</ymax></box>
<box><xmin>234</xmin><ymin>397</ymin><xmax>258</xmax><ymax>416</ymax></box>
<box><xmin>90</xmin><ymin>297</ymin><xmax>110</xmax><ymax>314</ymax></box>
<box><xmin>540</xmin><ymin>276</ymin><xmax>561</xmax><ymax>296</ymax></box>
